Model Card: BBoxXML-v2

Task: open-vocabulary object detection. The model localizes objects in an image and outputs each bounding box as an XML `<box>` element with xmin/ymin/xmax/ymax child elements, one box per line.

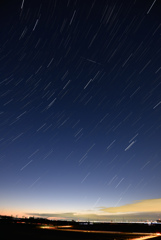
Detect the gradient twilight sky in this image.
<box><xmin>1</xmin><ymin>0</ymin><xmax>161</xmax><ymax>221</ymax></box>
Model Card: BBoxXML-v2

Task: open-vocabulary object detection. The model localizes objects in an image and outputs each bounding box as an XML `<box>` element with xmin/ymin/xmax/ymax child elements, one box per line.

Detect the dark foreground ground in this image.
<box><xmin>1</xmin><ymin>223</ymin><xmax>161</xmax><ymax>240</ymax></box>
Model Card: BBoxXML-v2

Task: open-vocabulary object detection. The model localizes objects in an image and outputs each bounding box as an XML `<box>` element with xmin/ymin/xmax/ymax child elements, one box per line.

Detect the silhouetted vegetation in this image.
<box><xmin>1</xmin><ymin>215</ymin><xmax>161</xmax><ymax>240</ymax></box>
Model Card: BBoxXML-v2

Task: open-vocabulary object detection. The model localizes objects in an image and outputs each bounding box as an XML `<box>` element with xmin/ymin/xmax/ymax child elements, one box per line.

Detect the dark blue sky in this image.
<box><xmin>1</xmin><ymin>0</ymin><xmax>161</xmax><ymax>220</ymax></box>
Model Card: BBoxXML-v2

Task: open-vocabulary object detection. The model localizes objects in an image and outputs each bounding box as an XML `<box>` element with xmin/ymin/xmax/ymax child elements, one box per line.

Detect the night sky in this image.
<box><xmin>1</xmin><ymin>0</ymin><xmax>161</xmax><ymax>221</ymax></box>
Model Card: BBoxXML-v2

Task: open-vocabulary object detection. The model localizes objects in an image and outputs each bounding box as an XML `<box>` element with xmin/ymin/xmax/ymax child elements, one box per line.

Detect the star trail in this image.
<box><xmin>0</xmin><ymin>0</ymin><xmax>161</xmax><ymax>221</ymax></box>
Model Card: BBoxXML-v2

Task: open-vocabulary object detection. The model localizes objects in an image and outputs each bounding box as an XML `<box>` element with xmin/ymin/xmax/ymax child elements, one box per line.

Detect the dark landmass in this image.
<box><xmin>1</xmin><ymin>215</ymin><xmax>161</xmax><ymax>240</ymax></box>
